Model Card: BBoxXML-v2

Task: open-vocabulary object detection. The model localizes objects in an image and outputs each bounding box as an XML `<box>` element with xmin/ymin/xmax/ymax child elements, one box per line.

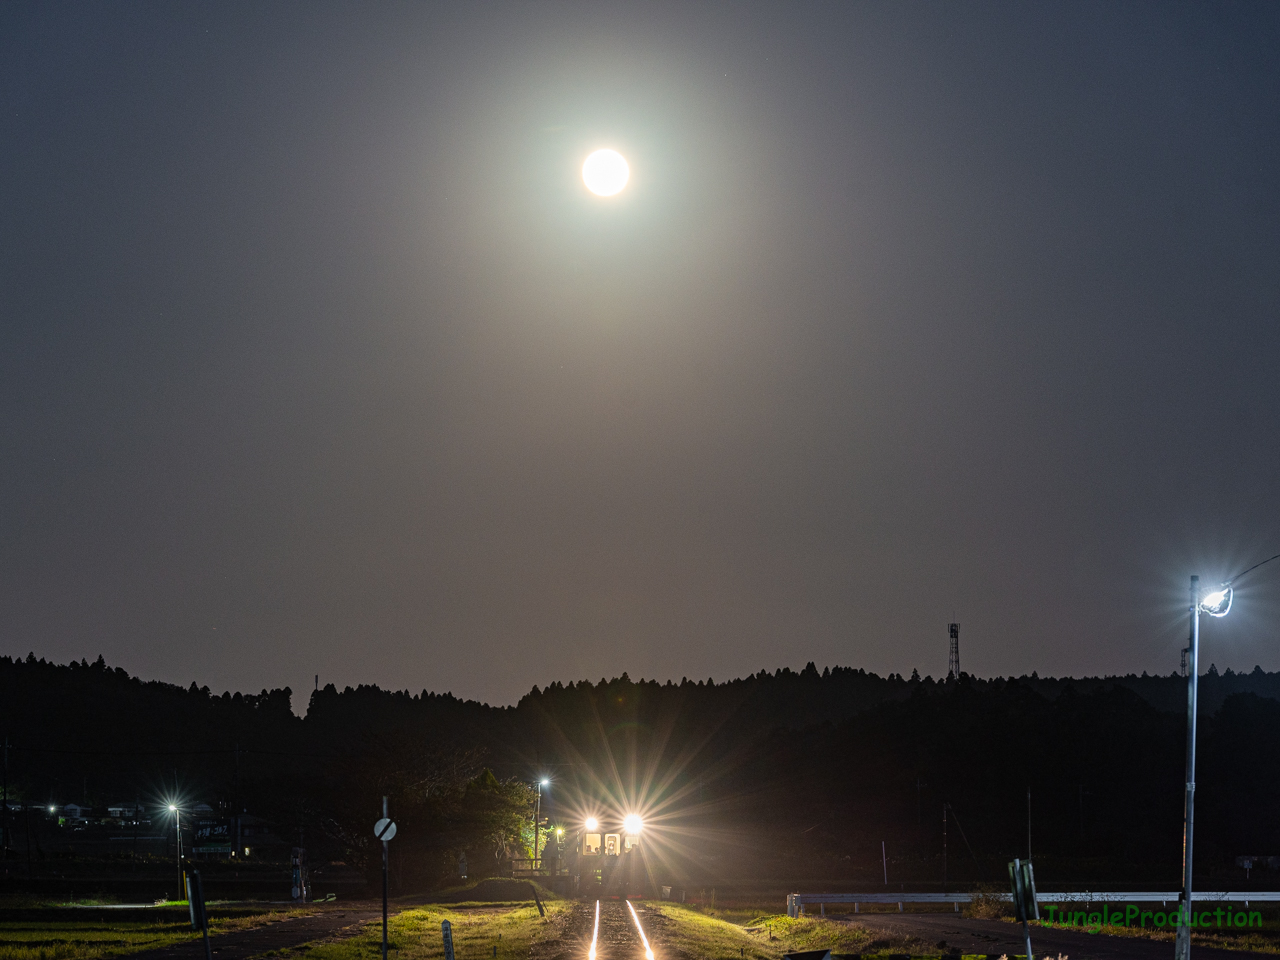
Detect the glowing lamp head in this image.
<box><xmin>623</xmin><ymin>814</ymin><xmax>643</xmax><ymax>835</ymax></box>
<box><xmin>169</xmin><ymin>804</ymin><xmax>177</xmax><ymax>811</ymax></box>
<box><xmin>540</xmin><ymin>779</ymin><xmax>549</xmax><ymax>786</ymax></box>
<box><xmin>49</xmin><ymin>806</ymin><xmax>55</xmax><ymax>813</ymax></box>
<box><xmin>584</xmin><ymin>817</ymin><xmax>599</xmax><ymax>831</ymax></box>
<box><xmin>582</xmin><ymin>149</ymin><xmax>629</xmax><ymax>197</ymax></box>
<box><xmin>1201</xmin><ymin>586</ymin><xmax>1232</xmax><ymax>617</ymax></box>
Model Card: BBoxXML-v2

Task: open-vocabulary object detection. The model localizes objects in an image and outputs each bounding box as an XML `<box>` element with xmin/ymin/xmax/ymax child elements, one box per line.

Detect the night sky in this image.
<box><xmin>3</xmin><ymin>2</ymin><xmax>1279</xmax><ymax>708</ymax></box>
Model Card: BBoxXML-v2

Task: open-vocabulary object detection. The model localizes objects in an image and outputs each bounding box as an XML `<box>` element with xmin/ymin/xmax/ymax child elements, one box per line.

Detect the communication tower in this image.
<box><xmin>948</xmin><ymin>623</ymin><xmax>960</xmax><ymax>680</ymax></box>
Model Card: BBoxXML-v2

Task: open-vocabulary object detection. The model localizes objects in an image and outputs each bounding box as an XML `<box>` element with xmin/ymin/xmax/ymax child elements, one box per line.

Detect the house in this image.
<box><xmin>237</xmin><ymin>814</ymin><xmax>284</xmax><ymax>858</ymax></box>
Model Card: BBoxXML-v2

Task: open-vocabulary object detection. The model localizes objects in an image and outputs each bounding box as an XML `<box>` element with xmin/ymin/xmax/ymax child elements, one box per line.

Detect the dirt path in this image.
<box><xmin>127</xmin><ymin>904</ymin><xmax>383</xmax><ymax>960</ymax></box>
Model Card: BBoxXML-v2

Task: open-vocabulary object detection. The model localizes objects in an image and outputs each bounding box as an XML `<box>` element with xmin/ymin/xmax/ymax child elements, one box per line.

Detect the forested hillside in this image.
<box><xmin>3</xmin><ymin>654</ymin><xmax>1280</xmax><ymax>890</ymax></box>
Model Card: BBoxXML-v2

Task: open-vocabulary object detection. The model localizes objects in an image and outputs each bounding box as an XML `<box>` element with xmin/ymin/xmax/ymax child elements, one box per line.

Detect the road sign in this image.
<box><xmin>1008</xmin><ymin>858</ymin><xmax>1039</xmax><ymax>921</ymax></box>
<box><xmin>1008</xmin><ymin>858</ymin><xmax>1038</xmax><ymax>960</ymax></box>
<box><xmin>378</xmin><ymin>800</ymin><xmax>394</xmax><ymax>960</ymax></box>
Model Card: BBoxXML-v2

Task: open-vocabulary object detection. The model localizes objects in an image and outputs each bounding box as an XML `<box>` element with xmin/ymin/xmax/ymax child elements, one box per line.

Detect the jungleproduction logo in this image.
<box><xmin>1043</xmin><ymin>904</ymin><xmax>1263</xmax><ymax>934</ymax></box>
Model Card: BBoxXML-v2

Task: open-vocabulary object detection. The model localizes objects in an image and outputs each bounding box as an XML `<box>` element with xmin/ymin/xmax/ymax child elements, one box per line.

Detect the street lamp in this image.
<box><xmin>534</xmin><ymin>779</ymin><xmax>549</xmax><ymax>873</ymax></box>
<box><xmin>1176</xmin><ymin>553</ymin><xmax>1279</xmax><ymax>960</ymax></box>
<box><xmin>167</xmin><ymin>803</ymin><xmax>184</xmax><ymax>901</ymax></box>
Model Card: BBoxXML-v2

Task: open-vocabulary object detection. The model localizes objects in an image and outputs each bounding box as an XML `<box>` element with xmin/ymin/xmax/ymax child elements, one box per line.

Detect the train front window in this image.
<box><xmin>584</xmin><ymin>833</ymin><xmax>601</xmax><ymax>855</ymax></box>
<box><xmin>604</xmin><ymin>833</ymin><xmax>620</xmax><ymax>856</ymax></box>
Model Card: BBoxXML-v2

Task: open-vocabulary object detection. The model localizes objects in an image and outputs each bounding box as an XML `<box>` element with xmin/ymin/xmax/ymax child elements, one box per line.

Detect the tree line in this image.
<box><xmin>3</xmin><ymin>653</ymin><xmax>1279</xmax><ymax>889</ymax></box>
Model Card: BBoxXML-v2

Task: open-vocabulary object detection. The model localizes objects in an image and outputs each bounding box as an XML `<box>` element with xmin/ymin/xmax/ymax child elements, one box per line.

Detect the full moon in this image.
<box><xmin>582</xmin><ymin>149</ymin><xmax>629</xmax><ymax>196</ymax></box>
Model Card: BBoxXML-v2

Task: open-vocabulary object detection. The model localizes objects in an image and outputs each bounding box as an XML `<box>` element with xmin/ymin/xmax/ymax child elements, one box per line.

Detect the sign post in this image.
<box><xmin>374</xmin><ymin>801</ymin><xmax>397</xmax><ymax>960</ymax></box>
<box><xmin>442</xmin><ymin>919</ymin><xmax>456</xmax><ymax>960</ymax></box>
<box><xmin>1008</xmin><ymin>858</ymin><xmax>1038</xmax><ymax>960</ymax></box>
<box><xmin>186</xmin><ymin>868</ymin><xmax>213</xmax><ymax>960</ymax></box>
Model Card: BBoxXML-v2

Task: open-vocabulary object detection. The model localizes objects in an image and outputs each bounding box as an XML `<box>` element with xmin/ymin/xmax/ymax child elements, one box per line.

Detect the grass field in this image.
<box><xmin>0</xmin><ymin>905</ymin><xmax>318</xmax><ymax>960</ymax></box>
<box><xmin>651</xmin><ymin>900</ymin><xmax>1280</xmax><ymax>957</ymax></box>
<box><xmin>8</xmin><ymin>893</ymin><xmax>1280</xmax><ymax>960</ymax></box>
<box><xmin>666</xmin><ymin>901</ymin><xmax>928</xmax><ymax>955</ymax></box>
<box><xmin>273</xmin><ymin>903</ymin><xmax>572</xmax><ymax>960</ymax></box>
<box><xmin>1031</xmin><ymin>915</ymin><xmax>1280</xmax><ymax>954</ymax></box>
<box><xmin>650</xmin><ymin>903</ymin><xmax>891</xmax><ymax>959</ymax></box>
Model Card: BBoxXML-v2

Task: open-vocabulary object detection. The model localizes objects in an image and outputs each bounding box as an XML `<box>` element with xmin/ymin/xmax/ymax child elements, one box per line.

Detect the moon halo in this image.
<box><xmin>582</xmin><ymin>149</ymin><xmax>629</xmax><ymax>196</ymax></box>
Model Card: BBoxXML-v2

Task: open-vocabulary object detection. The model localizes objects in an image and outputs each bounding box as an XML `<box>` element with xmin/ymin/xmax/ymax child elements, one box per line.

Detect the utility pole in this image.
<box><xmin>942</xmin><ymin>803</ymin><xmax>947</xmax><ymax>894</ymax></box>
<box><xmin>1027</xmin><ymin>788</ymin><xmax>1031</xmax><ymax>859</ymax></box>
<box><xmin>3</xmin><ymin>735</ymin><xmax>9</xmax><ymax>857</ymax></box>
<box><xmin>173</xmin><ymin>768</ymin><xmax>183</xmax><ymax>898</ymax></box>
<box><xmin>234</xmin><ymin>744</ymin><xmax>241</xmax><ymax>860</ymax></box>
<box><xmin>175</xmin><ymin>808</ymin><xmax>184</xmax><ymax>898</ymax></box>
<box><xmin>381</xmin><ymin>796</ymin><xmax>389</xmax><ymax>960</ymax></box>
<box><xmin>1175</xmin><ymin>576</ymin><xmax>1201</xmax><ymax>960</ymax></box>
<box><xmin>948</xmin><ymin>623</ymin><xmax>960</xmax><ymax>680</ymax></box>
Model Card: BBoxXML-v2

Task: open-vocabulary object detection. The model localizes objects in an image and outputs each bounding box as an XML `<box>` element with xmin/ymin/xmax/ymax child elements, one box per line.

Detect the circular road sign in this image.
<box><xmin>374</xmin><ymin>817</ymin><xmax>397</xmax><ymax>841</ymax></box>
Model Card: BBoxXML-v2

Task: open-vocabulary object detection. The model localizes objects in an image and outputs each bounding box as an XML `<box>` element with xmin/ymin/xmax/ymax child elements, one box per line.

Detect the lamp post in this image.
<box><xmin>535</xmin><ymin>779</ymin><xmax>549</xmax><ymax>873</ymax></box>
<box><xmin>169</xmin><ymin>804</ymin><xmax>183</xmax><ymax>900</ymax></box>
<box><xmin>1175</xmin><ymin>552</ymin><xmax>1279</xmax><ymax>960</ymax></box>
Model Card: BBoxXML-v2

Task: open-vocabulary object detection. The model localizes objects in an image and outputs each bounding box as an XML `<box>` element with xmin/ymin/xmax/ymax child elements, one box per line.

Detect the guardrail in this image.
<box><xmin>786</xmin><ymin>891</ymin><xmax>1280</xmax><ymax>917</ymax></box>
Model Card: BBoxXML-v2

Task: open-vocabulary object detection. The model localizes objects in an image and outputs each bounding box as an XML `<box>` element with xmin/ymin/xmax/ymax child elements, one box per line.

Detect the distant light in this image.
<box><xmin>582</xmin><ymin>149</ymin><xmax>629</xmax><ymax>197</ymax></box>
<box><xmin>49</xmin><ymin>806</ymin><xmax>55</xmax><ymax>813</ymax></box>
<box><xmin>623</xmin><ymin>814</ymin><xmax>643</xmax><ymax>835</ymax></box>
<box><xmin>1201</xmin><ymin>587</ymin><xmax>1232</xmax><ymax>618</ymax></box>
<box><xmin>585</xmin><ymin>817</ymin><xmax>599</xmax><ymax>831</ymax></box>
<box><xmin>556</xmin><ymin>827</ymin><xmax>564</xmax><ymax>835</ymax></box>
